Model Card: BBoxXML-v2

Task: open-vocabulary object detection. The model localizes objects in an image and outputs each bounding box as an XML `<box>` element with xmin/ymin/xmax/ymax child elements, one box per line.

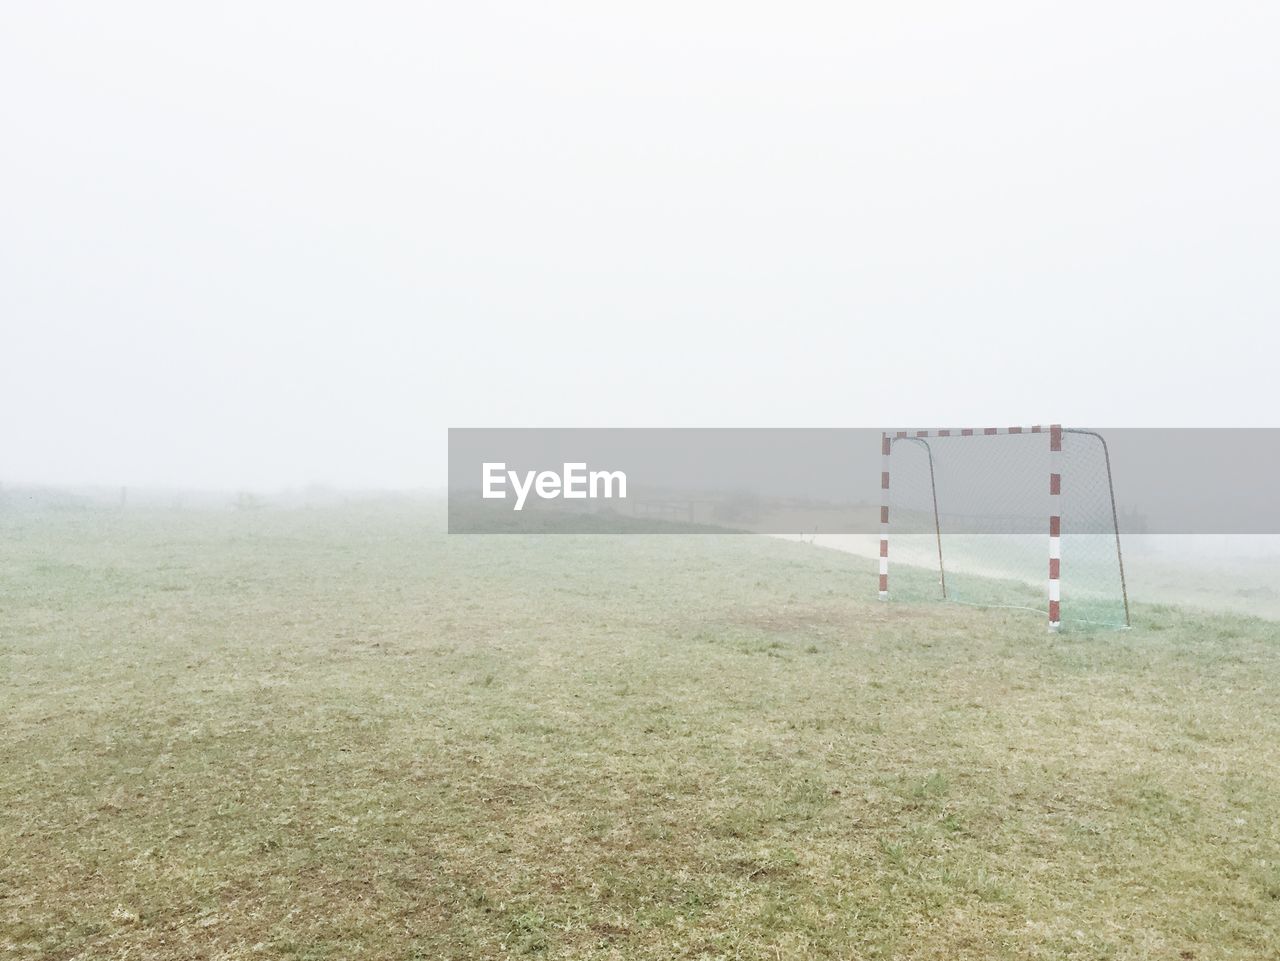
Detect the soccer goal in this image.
<box><xmin>879</xmin><ymin>425</ymin><xmax>1129</xmax><ymax>631</ymax></box>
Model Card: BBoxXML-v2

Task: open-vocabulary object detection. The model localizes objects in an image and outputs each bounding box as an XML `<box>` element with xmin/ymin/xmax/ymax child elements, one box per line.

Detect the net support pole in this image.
<box><xmin>1048</xmin><ymin>424</ymin><xmax>1063</xmax><ymax>631</ymax></box>
<box><xmin>879</xmin><ymin>432</ymin><xmax>890</xmax><ymax>599</ymax></box>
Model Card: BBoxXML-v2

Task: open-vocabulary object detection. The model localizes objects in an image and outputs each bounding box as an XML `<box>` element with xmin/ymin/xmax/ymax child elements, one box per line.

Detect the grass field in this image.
<box><xmin>3</xmin><ymin>504</ymin><xmax>1280</xmax><ymax>960</ymax></box>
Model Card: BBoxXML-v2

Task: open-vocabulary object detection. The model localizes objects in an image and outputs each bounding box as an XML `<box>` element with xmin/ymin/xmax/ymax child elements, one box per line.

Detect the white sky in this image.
<box><xmin>2</xmin><ymin>1</ymin><xmax>1277</xmax><ymax>489</ymax></box>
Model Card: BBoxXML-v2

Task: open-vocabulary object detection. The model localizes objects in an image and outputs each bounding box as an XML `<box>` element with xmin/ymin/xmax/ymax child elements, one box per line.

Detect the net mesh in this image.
<box><xmin>886</xmin><ymin>430</ymin><xmax>1128</xmax><ymax>630</ymax></box>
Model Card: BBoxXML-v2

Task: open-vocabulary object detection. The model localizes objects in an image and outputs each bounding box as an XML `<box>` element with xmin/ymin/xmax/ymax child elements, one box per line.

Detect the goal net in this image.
<box><xmin>880</xmin><ymin>426</ymin><xmax>1129</xmax><ymax>630</ymax></box>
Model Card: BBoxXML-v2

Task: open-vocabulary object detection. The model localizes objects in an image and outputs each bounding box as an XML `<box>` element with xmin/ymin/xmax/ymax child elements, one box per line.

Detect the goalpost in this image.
<box><xmin>878</xmin><ymin>425</ymin><xmax>1130</xmax><ymax>631</ymax></box>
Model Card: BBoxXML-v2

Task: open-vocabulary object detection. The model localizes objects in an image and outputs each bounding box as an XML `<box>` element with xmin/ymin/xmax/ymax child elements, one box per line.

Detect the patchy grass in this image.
<box><xmin>2</xmin><ymin>504</ymin><xmax>1279</xmax><ymax>959</ymax></box>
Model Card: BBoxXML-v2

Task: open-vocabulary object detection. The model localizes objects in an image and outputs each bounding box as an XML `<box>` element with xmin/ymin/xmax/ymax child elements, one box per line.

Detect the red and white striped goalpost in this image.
<box><xmin>1048</xmin><ymin>424</ymin><xmax>1062</xmax><ymax>631</ymax></box>
<box><xmin>879</xmin><ymin>424</ymin><xmax>1065</xmax><ymax>632</ymax></box>
<box><xmin>879</xmin><ymin>432</ymin><xmax>890</xmax><ymax>599</ymax></box>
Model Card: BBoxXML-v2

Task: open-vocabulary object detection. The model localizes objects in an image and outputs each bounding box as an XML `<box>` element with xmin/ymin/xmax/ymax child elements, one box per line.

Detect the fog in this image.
<box><xmin>3</xmin><ymin>2</ymin><xmax>1278</xmax><ymax>491</ymax></box>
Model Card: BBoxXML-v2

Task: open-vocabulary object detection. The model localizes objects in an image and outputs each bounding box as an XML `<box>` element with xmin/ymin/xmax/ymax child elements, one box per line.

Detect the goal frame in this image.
<box><xmin>878</xmin><ymin>424</ymin><xmax>1130</xmax><ymax>631</ymax></box>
